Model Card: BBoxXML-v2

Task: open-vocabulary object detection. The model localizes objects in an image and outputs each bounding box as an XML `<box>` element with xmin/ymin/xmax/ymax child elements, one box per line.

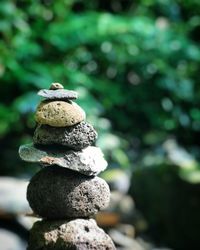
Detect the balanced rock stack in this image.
<box><xmin>19</xmin><ymin>83</ymin><xmax>116</xmax><ymax>250</ymax></box>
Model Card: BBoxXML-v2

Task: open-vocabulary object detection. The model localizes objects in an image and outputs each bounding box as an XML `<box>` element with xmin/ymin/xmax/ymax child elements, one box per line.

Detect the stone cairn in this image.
<box><xmin>19</xmin><ymin>83</ymin><xmax>116</xmax><ymax>250</ymax></box>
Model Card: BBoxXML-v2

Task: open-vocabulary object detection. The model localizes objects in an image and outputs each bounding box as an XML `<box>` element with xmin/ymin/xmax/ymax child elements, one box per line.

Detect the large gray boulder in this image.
<box><xmin>27</xmin><ymin>167</ymin><xmax>110</xmax><ymax>219</ymax></box>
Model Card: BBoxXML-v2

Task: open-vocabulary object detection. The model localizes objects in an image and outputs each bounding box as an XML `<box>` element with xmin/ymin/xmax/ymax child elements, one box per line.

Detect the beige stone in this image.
<box><xmin>35</xmin><ymin>100</ymin><xmax>85</xmax><ymax>127</ymax></box>
<box><xmin>49</xmin><ymin>82</ymin><xmax>64</xmax><ymax>90</ymax></box>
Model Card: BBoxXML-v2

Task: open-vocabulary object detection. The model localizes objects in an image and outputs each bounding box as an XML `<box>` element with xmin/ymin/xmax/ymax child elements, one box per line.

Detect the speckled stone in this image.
<box><xmin>38</xmin><ymin>89</ymin><xmax>78</xmax><ymax>100</ymax></box>
<box><xmin>33</xmin><ymin>121</ymin><xmax>97</xmax><ymax>150</ymax></box>
<box><xmin>49</xmin><ymin>82</ymin><xmax>64</xmax><ymax>90</ymax></box>
<box><xmin>19</xmin><ymin>144</ymin><xmax>107</xmax><ymax>176</ymax></box>
<box><xmin>35</xmin><ymin>100</ymin><xmax>85</xmax><ymax>127</ymax></box>
<box><xmin>27</xmin><ymin>167</ymin><xmax>110</xmax><ymax>219</ymax></box>
<box><xmin>28</xmin><ymin>219</ymin><xmax>116</xmax><ymax>250</ymax></box>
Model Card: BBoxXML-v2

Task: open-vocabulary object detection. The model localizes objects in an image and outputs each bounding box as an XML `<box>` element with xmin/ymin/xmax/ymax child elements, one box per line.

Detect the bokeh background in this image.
<box><xmin>0</xmin><ymin>0</ymin><xmax>200</xmax><ymax>249</ymax></box>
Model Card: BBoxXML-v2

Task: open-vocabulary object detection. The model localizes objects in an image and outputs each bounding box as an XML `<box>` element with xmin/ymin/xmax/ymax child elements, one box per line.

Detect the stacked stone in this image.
<box><xmin>19</xmin><ymin>83</ymin><xmax>115</xmax><ymax>250</ymax></box>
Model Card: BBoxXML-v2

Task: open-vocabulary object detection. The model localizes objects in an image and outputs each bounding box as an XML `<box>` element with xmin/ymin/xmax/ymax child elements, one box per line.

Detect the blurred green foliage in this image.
<box><xmin>0</xmin><ymin>0</ymin><xmax>199</xmax><ymax>176</ymax></box>
<box><xmin>0</xmin><ymin>0</ymin><xmax>200</xmax><ymax>247</ymax></box>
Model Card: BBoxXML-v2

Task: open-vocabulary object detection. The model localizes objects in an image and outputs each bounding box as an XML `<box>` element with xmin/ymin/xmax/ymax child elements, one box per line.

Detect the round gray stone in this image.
<box><xmin>27</xmin><ymin>167</ymin><xmax>110</xmax><ymax>219</ymax></box>
<box><xmin>19</xmin><ymin>144</ymin><xmax>107</xmax><ymax>176</ymax></box>
<box><xmin>38</xmin><ymin>89</ymin><xmax>78</xmax><ymax>100</ymax></box>
<box><xmin>33</xmin><ymin>121</ymin><xmax>98</xmax><ymax>150</ymax></box>
<box><xmin>28</xmin><ymin>219</ymin><xmax>116</xmax><ymax>250</ymax></box>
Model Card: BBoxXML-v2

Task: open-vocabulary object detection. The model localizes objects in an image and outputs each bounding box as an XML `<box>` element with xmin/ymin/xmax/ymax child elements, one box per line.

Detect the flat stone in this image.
<box><xmin>35</xmin><ymin>100</ymin><xmax>85</xmax><ymax>127</ymax></box>
<box><xmin>19</xmin><ymin>144</ymin><xmax>107</xmax><ymax>176</ymax></box>
<box><xmin>27</xmin><ymin>167</ymin><xmax>110</xmax><ymax>219</ymax></box>
<box><xmin>38</xmin><ymin>89</ymin><xmax>78</xmax><ymax>100</ymax></box>
<box><xmin>33</xmin><ymin>121</ymin><xmax>98</xmax><ymax>150</ymax></box>
<box><xmin>28</xmin><ymin>219</ymin><xmax>116</xmax><ymax>250</ymax></box>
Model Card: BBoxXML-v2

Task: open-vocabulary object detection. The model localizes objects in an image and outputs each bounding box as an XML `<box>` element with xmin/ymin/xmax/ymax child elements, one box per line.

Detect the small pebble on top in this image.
<box><xmin>49</xmin><ymin>82</ymin><xmax>64</xmax><ymax>90</ymax></box>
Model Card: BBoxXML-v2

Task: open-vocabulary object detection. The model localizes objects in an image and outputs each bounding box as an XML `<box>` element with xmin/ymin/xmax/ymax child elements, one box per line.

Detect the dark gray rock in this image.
<box><xmin>28</xmin><ymin>219</ymin><xmax>116</xmax><ymax>250</ymax></box>
<box><xmin>38</xmin><ymin>89</ymin><xmax>78</xmax><ymax>100</ymax></box>
<box><xmin>27</xmin><ymin>167</ymin><xmax>110</xmax><ymax>219</ymax></box>
<box><xmin>33</xmin><ymin>121</ymin><xmax>97</xmax><ymax>150</ymax></box>
<box><xmin>19</xmin><ymin>144</ymin><xmax>107</xmax><ymax>176</ymax></box>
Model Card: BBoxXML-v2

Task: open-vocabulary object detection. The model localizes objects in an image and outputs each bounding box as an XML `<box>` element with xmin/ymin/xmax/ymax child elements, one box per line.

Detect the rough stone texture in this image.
<box><xmin>19</xmin><ymin>144</ymin><xmax>107</xmax><ymax>176</ymax></box>
<box><xmin>35</xmin><ymin>100</ymin><xmax>85</xmax><ymax>127</ymax></box>
<box><xmin>27</xmin><ymin>167</ymin><xmax>110</xmax><ymax>219</ymax></box>
<box><xmin>28</xmin><ymin>219</ymin><xmax>116</xmax><ymax>250</ymax></box>
<box><xmin>49</xmin><ymin>82</ymin><xmax>64</xmax><ymax>90</ymax></box>
<box><xmin>38</xmin><ymin>89</ymin><xmax>78</xmax><ymax>100</ymax></box>
<box><xmin>33</xmin><ymin>121</ymin><xmax>97</xmax><ymax>150</ymax></box>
